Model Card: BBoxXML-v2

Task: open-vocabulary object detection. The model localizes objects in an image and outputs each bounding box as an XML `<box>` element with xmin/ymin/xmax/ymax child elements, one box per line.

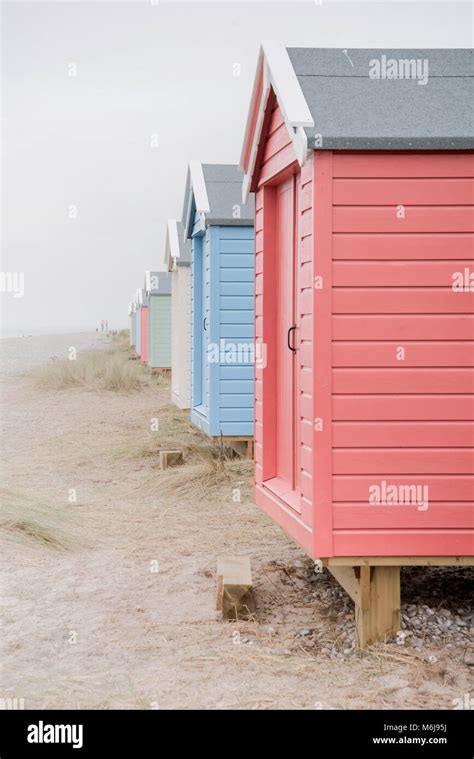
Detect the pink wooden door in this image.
<box><xmin>265</xmin><ymin>176</ymin><xmax>301</xmax><ymax>511</ymax></box>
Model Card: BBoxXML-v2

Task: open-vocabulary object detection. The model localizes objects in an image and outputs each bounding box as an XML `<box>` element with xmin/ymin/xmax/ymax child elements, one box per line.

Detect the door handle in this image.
<box><xmin>287</xmin><ymin>324</ymin><xmax>296</xmax><ymax>352</ymax></box>
<box><xmin>203</xmin><ymin>316</ymin><xmax>208</xmax><ymax>332</ymax></box>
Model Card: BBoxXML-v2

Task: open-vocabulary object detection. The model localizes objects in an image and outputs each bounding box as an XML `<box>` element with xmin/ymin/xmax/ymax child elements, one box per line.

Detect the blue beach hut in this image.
<box><xmin>182</xmin><ymin>162</ymin><xmax>255</xmax><ymax>445</ymax></box>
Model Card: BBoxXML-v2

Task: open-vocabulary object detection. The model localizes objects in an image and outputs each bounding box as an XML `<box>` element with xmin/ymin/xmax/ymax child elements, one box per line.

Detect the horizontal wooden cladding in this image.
<box><xmin>334</xmin><ymin>394</ymin><xmax>474</xmax><ymax>420</ymax></box>
<box><xmin>333</xmin><ymin>178</ymin><xmax>474</xmax><ymax>206</ymax></box>
<box><xmin>259</xmin><ymin>144</ymin><xmax>298</xmax><ymax>186</ymax></box>
<box><xmin>333</xmin><ymin>261</ymin><xmax>472</xmax><ymax>287</ymax></box>
<box><xmin>333</xmin><ymin>368</ymin><xmax>474</xmax><ymax>394</ymax></box>
<box><xmin>334</xmin><ymin>475</ymin><xmax>474</xmax><ymax>502</ymax></box>
<box><xmin>333</xmin><ymin>448</ymin><xmax>474</xmax><ymax>474</ymax></box>
<box><xmin>333</xmin><ymin>504</ymin><xmax>474</xmax><ymax>529</ymax></box>
<box><xmin>264</xmin><ymin>124</ymin><xmax>293</xmax><ymax>168</ymax></box>
<box><xmin>332</xmin><ymin>530</ymin><xmax>473</xmax><ymax>557</ymax></box>
<box><xmin>332</xmin><ymin>153</ymin><xmax>474</xmax><ymax>179</ymax></box>
<box><xmin>333</xmin><ymin>341</ymin><xmax>474</xmax><ymax>367</ymax></box>
<box><xmin>268</xmin><ymin>103</ymin><xmax>285</xmax><ymax>135</ymax></box>
<box><xmin>333</xmin><ymin>421</ymin><xmax>474</xmax><ymax>447</ymax></box>
<box><xmin>333</xmin><ymin>206</ymin><xmax>474</xmax><ymax>233</ymax></box>
<box><xmin>333</xmin><ymin>314</ymin><xmax>474</xmax><ymax>340</ymax></box>
<box><xmin>333</xmin><ymin>233</ymin><xmax>474</xmax><ymax>260</ymax></box>
<box><xmin>333</xmin><ymin>288</ymin><xmax>474</xmax><ymax>313</ymax></box>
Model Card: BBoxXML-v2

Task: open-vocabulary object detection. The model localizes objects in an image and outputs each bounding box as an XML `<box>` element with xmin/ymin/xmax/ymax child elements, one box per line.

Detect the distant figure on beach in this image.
<box><xmin>105</xmin><ymin>320</ymin><xmax>109</xmax><ymax>332</ymax></box>
<box><xmin>101</xmin><ymin>320</ymin><xmax>104</xmax><ymax>332</ymax></box>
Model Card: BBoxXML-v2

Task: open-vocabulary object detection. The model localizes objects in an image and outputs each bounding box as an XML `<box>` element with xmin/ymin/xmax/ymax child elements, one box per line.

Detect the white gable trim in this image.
<box><xmin>189</xmin><ymin>160</ymin><xmax>210</xmax><ymax>214</ymax></box>
<box><xmin>240</xmin><ymin>41</ymin><xmax>314</xmax><ymax>202</ymax></box>
<box><xmin>184</xmin><ymin>160</ymin><xmax>210</xmax><ymax>238</ymax></box>
<box><xmin>165</xmin><ymin>219</ymin><xmax>180</xmax><ymax>271</ymax></box>
<box><xmin>263</xmin><ymin>41</ymin><xmax>314</xmax><ymax>127</ymax></box>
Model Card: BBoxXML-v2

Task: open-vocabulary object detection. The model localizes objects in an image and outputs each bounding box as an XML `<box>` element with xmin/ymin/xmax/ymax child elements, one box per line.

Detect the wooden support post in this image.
<box><xmin>212</xmin><ymin>436</ymin><xmax>254</xmax><ymax>460</ymax></box>
<box><xmin>329</xmin><ymin>565</ymin><xmax>400</xmax><ymax>648</ymax></box>
<box><xmin>159</xmin><ymin>450</ymin><xmax>183</xmax><ymax>470</ymax></box>
<box><xmin>247</xmin><ymin>440</ymin><xmax>254</xmax><ymax>461</ymax></box>
<box><xmin>216</xmin><ymin>556</ymin><xmax>255</xmax><ymax>620</ymax></box>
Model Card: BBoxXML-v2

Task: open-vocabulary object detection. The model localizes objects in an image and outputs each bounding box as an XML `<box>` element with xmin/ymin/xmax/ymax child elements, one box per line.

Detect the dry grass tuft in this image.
<box><xmin>136</xmin><ymin>402</ymin><xmax>254</xmax><ymax>500</ymax></box>
<box><xmin>32</xmin><ymin>345</ymin><xmax>160</xmax><ymax>393</ymax></box>
<box><xmin>157</xmin><ymin>440</ymin><xmax>253</xmax><ymax>500</ymax></box>
<box><xmin>111</xmin><ymin>330</ymin><xmax>130</xmax><ymax>349</ymax></box>
<box><xmin>0</xmin><ymin>488</ymin><xmax>80</xmax><ymax>551</ymax></box>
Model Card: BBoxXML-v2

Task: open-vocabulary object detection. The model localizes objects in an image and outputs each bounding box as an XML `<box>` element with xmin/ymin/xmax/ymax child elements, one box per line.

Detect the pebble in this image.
<box><xmin>463</xmin><ymin>650</ymin><xmax>474</xmax><ymax>666</ymax></box>
<box><xmin>284</xmin><ymin>560</ymin><xmax>473</xmax><ymax>656</ymax></box>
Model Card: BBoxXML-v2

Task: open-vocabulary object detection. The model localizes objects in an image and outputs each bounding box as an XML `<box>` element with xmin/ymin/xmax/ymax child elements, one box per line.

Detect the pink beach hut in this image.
<box><xmin>240</xmin><ymin>44</ymin><xmax>474</xmax><ymax>645</ymax></box>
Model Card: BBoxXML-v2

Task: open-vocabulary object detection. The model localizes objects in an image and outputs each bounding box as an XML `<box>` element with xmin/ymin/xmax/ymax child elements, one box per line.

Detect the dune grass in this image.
<box><xmin>136</xmin><ymin>402</ymin><xmax>253</xmax><ymax>501</ymax></box>
<box><xmin>32</xmin><ymin>344</ymin><xmax>161</xmax><ymax>392</ymax></box>
<box><xmin>157</xmin><ymin>448</ymin><xmax>253</xmax><ymax>501</ymax></box>
<box><xmin>111</xmin><ymin>330</ymin><xmax>130</xmax><ymax>349</ymax></box>
<box><xmin>0</xmin><ymin>488</ymin><xmax>80</xmax><ymax>551</ymax></box>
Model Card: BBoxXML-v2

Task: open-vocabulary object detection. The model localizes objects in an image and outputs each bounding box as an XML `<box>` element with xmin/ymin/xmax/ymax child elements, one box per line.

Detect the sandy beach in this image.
<box><xmin>1</xmin><ymin>334</ymin><xmax>472</xmax><ymax>709</ymax></box>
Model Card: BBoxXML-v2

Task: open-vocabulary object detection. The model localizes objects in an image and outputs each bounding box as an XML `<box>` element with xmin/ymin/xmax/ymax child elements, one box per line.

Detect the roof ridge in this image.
<box><xmin>296</xmin><ymin>73</ymin><xmax>474</xmax><ymax>78</ymax></box>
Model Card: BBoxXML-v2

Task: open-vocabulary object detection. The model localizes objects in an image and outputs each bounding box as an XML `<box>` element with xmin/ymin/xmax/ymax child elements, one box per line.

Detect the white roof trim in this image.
<box><xmin>183</xmin><ymin>161</ymin><xmax>210</xmax><ymax>239</ymax></box>
<box><xmin>165</xmin><ymin>219</ymin><xmax>180</xmax><ymax>271</ymax></box>
<box><xmin>262</xmin><ymin>41</ymin><xmax>314</xmax><ymax>128</ymax></box>
<box><xmin>145</xmin><ymin>271</ymin><xmax>151</xmax><ymax>292</ymax></box>
<box><xmin>189</xmin><ymin>160</ymin><xmax>210</xmax><ymax>214</ymax></box>
<box><xmin>240</xmin><ymin>41</ymin><xmax>314</xmax><ymax>202</ymax></box>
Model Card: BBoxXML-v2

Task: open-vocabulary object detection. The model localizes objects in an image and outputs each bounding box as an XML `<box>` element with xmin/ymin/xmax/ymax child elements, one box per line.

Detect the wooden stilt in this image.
<box><xmin>329</xmin><ymin>565</ymin><xmax>400</xmax><ymax>648</ymax></box>
<box><xmin>211</xmin><ymin>436</ymin><xmax>254</xmax><ymax>460</ymax></box>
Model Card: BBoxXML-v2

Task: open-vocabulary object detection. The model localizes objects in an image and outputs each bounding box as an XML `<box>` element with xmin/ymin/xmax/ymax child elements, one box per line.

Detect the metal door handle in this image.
<box><xmin>203</xmin><ymin>316</ymin><xmax>208</xmax><ymax>331</ymax></box>
<box><xmin>287</xmin><ymin>325</ymin><xmax>296</xmax><ymax>352</ymax></box>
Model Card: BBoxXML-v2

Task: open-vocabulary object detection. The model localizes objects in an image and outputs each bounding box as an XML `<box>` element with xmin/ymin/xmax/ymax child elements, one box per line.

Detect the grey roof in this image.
<box><xmin>286</xmin><ymin>48</ymin><xmax>474</xmax><ymax>149</ymax></box>
<box><xmin>175</xmin><ymin>221</ymin><xmax>190</xmax><ymax>266</ymax></box>
<box><xmin>148</xmin><ymin>271</ymin><xmax>171</xmax><ymax>296</ymax></box>
<box><xmin>182</xmin><ymin>163</ymin><xmax>254</xmax><ymax>237</ymax></box>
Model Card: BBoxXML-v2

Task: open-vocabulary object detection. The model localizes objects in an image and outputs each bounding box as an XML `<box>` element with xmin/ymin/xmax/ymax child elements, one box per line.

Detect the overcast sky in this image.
<box><xmin>2</xmin><ymin>0</ymin><xmax>472</xmax><ymax>334</ymax></box>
